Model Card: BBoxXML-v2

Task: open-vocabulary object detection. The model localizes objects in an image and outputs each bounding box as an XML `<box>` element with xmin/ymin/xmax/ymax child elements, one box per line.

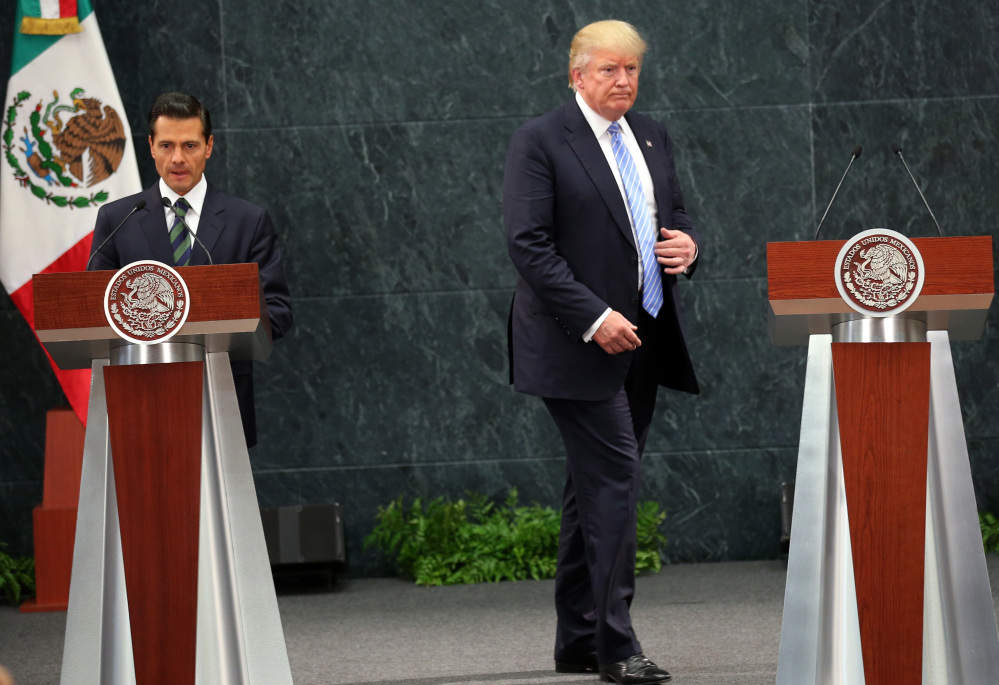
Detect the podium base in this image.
<box><xmin>59</xmin><ymin>350</ymin><xmax>293</xmax><ymax>685</ymax></box>
<box><xmin>776</xmin><ymin>331</ymin><xmax>999</xmax><ymax>684</ymax></box>
<box><xmin>20</xmin><ymin>598</ymin><xmax>69</xmax><ymax>613</ymax></box>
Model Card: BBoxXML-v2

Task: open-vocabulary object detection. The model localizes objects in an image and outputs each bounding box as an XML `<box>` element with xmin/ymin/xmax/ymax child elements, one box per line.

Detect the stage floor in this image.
<box><xmin>3</xmin><ymin>558</ymin><xmax>999</xmax><ymax>684</ymax></box>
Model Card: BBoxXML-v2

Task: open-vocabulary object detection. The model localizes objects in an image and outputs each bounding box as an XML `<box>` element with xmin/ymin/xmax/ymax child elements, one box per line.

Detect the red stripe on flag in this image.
<box><xmin>59</xmin><ymin>0</ymin><xmax>78</xmax><ymax>19</ymax></box>
<box><xmin>8</xmin><ymin>232</ymin><xmax>95</xmax><ymax>426</ymax></box>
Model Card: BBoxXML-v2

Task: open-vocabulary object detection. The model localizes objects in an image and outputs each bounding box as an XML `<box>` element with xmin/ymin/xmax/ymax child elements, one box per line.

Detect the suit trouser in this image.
<box><xmin>544</xmin><ymin>309</ymin><xmax>661</xmax><ymax>664</ymax></box>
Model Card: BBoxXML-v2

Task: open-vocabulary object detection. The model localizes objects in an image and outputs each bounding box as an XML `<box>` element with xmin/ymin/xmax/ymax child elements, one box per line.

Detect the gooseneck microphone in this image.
<box><xmin>814</xmin><ymin>145</ymin><xmax>863</xmax><ymax>240</ymax></box>
<box><xmin>891</xmin><ymin>143</ymin><xmax>943</xmax><ymax>237</ymax></box>
<box><xmin>86</xmin><ymin>199</ymin><xmax>147</xmax><ymax>271</ymax></box>
<box><xmin>161</xmin><ymin>197</ymin><xmax>214</xmax><ymax>265</ymax></box>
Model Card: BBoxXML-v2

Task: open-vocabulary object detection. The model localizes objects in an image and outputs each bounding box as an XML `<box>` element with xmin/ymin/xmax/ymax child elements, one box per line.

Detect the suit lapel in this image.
<box><xmin>563</xmin><ymin>101</ymin><xmax>636</xmax><ymax>249</ymax></box>
<box><xmin>137</xmin><ymin>186</ymin><xmax>176</xmax><ymax>264</ymax></box>
<box><xmin>626</xmin><ymin>113</ymin><xmax>670</xmax><ymax>219</ymax></box>
<box><xmin>190</xmin><ymin>185</ymin><xmax>225</xmax><ymax>266</ymax></box>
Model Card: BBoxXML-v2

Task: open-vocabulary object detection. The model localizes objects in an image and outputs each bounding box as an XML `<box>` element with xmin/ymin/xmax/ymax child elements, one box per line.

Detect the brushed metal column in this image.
<box><xmin>195</xmin><ymin>351</ymin><xmax>293</xmax><ymax>684</ymax></box>
<box><xmin>60</xmin><ymin>357</ymin><xmax>136</xmax><ymax>685</ymax></box>
<box><xmin>776</xmin><ymin>335</ymin><xmax>864</xmax><ymax>685</ymax></box>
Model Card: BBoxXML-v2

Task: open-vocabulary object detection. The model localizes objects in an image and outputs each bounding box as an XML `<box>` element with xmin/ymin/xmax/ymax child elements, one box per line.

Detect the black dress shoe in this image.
<box><xmin>598</xmin><ymin>653</ymin><xmax>672</xmax><ymax>684</ymax></box>
<box><xmin>555</xmin><ymin>651</ymin><xmax>598</xmax><ymax>673</ymax></box>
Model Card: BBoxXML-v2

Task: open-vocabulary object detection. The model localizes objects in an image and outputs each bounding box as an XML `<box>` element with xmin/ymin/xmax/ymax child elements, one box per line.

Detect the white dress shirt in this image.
<box><xmin>575</xmin><ymin>93</ymin><xmax>658</xmax><ymax>341</ymax></box>
<box><xmin>159</xmin><ymin>175</ymin><xmax>208</xmax><ymax>235</ymax></box>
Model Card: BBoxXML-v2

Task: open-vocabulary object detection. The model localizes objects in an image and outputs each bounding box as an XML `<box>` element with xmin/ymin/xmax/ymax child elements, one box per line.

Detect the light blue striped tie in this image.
<box><xmin>608</xmin><ymin>121</ymin><xmax>662</xmax><ymax>318</ymax></box>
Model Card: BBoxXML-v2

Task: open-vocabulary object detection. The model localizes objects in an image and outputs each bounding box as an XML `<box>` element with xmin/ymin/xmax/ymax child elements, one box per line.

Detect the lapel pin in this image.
<box><xmin>646</xmin><ymin>140</ymin><xmax>653</xmax><ymax>148</ymax></box>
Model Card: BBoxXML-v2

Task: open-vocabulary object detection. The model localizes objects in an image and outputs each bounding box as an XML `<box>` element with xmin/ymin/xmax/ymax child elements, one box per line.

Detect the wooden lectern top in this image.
<box><xmin>767</xmin><ymin>236</ymin><xmax>994</xmax><ymax>345</ymax></box>
<box><xmin>34</xmin><ymin>263</ymin><xmax>272</xmax><ymax>369</ymax></box>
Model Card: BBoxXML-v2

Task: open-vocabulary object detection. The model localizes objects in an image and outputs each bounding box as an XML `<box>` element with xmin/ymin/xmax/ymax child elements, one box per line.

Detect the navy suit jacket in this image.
<box><xmin>88</xmin><ymin>183</ymin><xmax>293</xmax><ymax>446</ymax></box>
<box><xmin>504</xmin><ymin>99</ymin><xmax>700</xmax><ymax>400</ymax></box>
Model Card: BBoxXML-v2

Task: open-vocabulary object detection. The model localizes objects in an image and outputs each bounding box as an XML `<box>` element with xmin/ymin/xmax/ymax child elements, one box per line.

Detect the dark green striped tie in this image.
<box><xmin>170</xmin><ymin>198</ymin><xmax>192</xmax><ymax>266</ymax></box>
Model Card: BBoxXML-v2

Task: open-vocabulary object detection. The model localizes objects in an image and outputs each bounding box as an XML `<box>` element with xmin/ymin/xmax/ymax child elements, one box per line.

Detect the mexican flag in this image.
<box><xmin>1</xmin><ymin>0</ymin><xmax>141</xmax><ymax>425</ymax></box>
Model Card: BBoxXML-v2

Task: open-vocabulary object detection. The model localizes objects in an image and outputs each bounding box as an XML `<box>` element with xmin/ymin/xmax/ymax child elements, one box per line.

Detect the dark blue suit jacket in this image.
<box><xmin>88</xmin><ymin>183</ymin><xmax>293</xmax><ymax>446</ymax></box>
<box><xmin>504</xmin><ymin>99</ymin><xmax>700</xmax><ymax>400</ymax></box>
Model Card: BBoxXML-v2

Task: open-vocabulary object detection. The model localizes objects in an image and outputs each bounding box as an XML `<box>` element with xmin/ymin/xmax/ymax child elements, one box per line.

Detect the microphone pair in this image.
<box><xmin>86</xmin><ymin>197</ymin><xmax>214</xmax><ymax>270</ymax></box>
<box><xmin>813</xmin><ymin>144</ymin><xmax>943</xmax><ymax>239</ymax></box>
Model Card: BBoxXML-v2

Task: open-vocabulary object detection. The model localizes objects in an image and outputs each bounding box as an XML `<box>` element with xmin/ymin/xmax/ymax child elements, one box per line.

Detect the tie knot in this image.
<box><xmin>607</xmin><ymin>121</ymin><xmax>622</xmax><ymax>137</ymax></box>
<box><xmin>174</xmin><ymin>198</ymin><xmax>190</xmax><ymax>217</ymax></box>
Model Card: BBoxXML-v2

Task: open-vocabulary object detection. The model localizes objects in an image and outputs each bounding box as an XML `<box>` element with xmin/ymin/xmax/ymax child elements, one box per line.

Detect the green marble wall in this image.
<box><xmin>1</xmin><ymin>0</ymin><xmax>997</xmax><ymax>576</ymax></box>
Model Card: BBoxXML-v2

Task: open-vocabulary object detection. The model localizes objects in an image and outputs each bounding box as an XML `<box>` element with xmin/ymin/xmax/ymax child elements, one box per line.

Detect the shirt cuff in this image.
<box><xmin>683</xmin><ymin>244</ymin><xmax>699</xmax><ymax>274</ymax></box>
<box><xmin>583</xmin><ymin>308</ymin><xmax>612</xmax><ymax>342</ymax></box>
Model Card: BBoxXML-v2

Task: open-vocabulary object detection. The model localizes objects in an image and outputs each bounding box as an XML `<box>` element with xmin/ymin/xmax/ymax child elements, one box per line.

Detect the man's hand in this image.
<box><xmin>594</xmin><ymin>311</ymin><xmax>641</xmax><ymax>355</ymax></box>
<box><xmin>655</xmin><ymin>228</ymin><xmax>696</xmax><ymax>275</ymax></box>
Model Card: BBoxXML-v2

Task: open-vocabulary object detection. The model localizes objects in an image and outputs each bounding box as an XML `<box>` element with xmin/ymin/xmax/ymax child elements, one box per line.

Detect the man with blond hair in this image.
<box><xmin>504</xmin><ymin>19</ymin><xmax>702</xmax><ymax>684</ymax></box>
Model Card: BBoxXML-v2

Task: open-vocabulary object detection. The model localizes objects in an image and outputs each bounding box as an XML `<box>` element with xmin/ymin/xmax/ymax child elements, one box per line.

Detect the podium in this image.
<box><xmin>33</xmin><ymin>263</ymin><xmax>293</xmax><ymax>685</ymax></box>
<box><xmin>768</xmin><ymin>236</ymin><xmax>999</xmax><ymax>684</ymax></box>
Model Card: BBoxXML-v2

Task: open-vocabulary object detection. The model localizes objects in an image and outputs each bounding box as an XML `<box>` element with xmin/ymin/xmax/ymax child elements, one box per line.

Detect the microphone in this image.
<box><xmin>86</xmin><ymin>199</ymin><xmax>147</xmax><ymax>271</ymax></box>
<box><xmin>891</xmin><ymin>143</ymin><xmax>943</xmax><ymax>236</ymax></box>
<box><xmin>813</xmin><ymin>145</ymin><xmax>862</xmax><ymax>240</ymax></box>
<box><xmin>161</xmin><ymin>197</ymin><xmax>214</xmax><ymax>265</ymax></box>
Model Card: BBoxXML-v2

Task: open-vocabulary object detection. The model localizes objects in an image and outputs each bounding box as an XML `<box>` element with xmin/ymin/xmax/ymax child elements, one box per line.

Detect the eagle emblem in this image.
<box><xmin>49</xmin><ymin>88</ymin><xmax>126</xmax><ymax>187</ymax></box>
<box><xmin>123</xmin><ymin>273</ymin><xmax>176</xmax><ymax>319</ymax></box>
<box><xmin>3</xmin><ymin>88</ymin><xmax>125</xmax><ymax>208</ymax></box>
<box><xmin>105</xmin><ymin>262</ymin><xmax>190</xmax><ymax>344</ymax></box>
<box><xmin>835</xmin><ymin>229</ymin><xmax>924</xmax><ymax>316</ymax></box>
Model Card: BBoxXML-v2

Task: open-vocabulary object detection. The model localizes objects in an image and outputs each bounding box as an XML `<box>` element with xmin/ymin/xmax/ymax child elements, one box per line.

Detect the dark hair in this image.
<box><xmin>147</xmin><ymin>92</ymin><xmax>212</xmax><ymax>142</ymax></box>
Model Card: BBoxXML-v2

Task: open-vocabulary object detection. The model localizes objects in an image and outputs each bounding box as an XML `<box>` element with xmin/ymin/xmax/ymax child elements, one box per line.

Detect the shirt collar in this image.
<box><xmin>575</xmin><ymin>91</ymin><xmax>634</xmax><ymax>140</ymax></box>
<box><xmin>159</xmin><ymin>175</ymin><xmax>208</xmax><ymax>215</ymax></box>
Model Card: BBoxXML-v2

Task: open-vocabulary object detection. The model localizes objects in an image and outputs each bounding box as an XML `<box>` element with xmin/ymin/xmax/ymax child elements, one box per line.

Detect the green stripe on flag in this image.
<box><xmin>10</xmin><ymin>0</ymin><xmax>93</xmax><ymax>76</ymax></box>
<box><xmin>21</xmin><ymin>0</ymin><xmax>42</xmax><ymax>17</ymax></box>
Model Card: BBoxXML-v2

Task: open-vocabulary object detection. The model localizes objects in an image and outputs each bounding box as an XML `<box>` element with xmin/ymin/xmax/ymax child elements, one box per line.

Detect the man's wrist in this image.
<box><xmin>583</xmin><ymin>308</ymin><xmax>612</xmax><ymax>342</ymax></box>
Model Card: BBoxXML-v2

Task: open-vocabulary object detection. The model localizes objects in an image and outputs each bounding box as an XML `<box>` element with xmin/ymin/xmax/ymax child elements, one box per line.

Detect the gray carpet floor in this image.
<box><xmin>3</xmin><ymin>558</ymin><xmax>999</xmax><ymax>684</ymax></box>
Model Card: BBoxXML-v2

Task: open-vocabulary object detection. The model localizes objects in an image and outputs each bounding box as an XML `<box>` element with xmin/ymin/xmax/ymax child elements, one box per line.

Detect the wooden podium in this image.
<box><xmin>33</xmin><ymin>263</ymin><xmax>293</xmax><ymax>685</ymax></box>
<box><xmin>768</xmin><ymin>236</ymin><xmax>999</xmax><ymax>684</ymax></box>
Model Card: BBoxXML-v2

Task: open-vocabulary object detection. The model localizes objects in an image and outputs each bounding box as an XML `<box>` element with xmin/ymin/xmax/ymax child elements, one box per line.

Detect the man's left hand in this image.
<box><xmin>654</xmin><ymin>228</ymin><xmax>696</xmax><ymax>275</ymax></box>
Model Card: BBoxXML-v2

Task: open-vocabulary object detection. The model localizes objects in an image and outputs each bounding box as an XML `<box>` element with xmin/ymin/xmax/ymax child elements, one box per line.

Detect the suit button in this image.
<box><xmin>630</xmin><ymin>297</ymin><xmax>639</xmax><ymax>305</ymax></box>
<box><xmin>629</xmin><ymin>257</ymin><xmax>638</xmax><ymax>265</ymax></box>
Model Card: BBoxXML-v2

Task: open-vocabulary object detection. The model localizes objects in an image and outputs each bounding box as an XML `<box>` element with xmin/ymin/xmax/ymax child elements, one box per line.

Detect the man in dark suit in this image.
<box><xmin>504</xmin><ymin>20</ymin><xmax>702</xmax><ymax>685</ymax></box>
<box><xmin>88</xmin><ymin>92</ymin><xmax>292</xmax><ymax>448</ymax></box>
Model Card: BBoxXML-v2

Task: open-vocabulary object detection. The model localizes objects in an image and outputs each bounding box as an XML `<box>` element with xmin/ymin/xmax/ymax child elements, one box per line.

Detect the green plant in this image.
<box><xmin>981</xmin><ymin>512</ymin><xmax>999</xmax><ymax>554</ymax></box>
<box><xmin>635</xmin><ymin>500</ymin><xmax>668</xmax><ymax>573</ymax></box>
<box><xmin>365</xmin><ymin>489</ymin><xmax>667</xmax><ymax>586</ymax></box>
<box><xmin>0</xmin><ymin>542</ymin><xmax>35</xmax><ymax>604</ymax></box>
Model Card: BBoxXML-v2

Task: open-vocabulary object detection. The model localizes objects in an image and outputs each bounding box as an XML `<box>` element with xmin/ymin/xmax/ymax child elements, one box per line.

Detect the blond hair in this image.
<box><xmin>568</xmin><ymin>20</ymin><xmax>648</xmax><ymax>90</ymax></box>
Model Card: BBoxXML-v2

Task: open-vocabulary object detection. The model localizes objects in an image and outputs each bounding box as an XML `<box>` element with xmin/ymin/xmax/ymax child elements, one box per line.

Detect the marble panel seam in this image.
<box><xmin>292</xmin><ymin>287</ymin><xmax>516</xmax><ymax>303</ymax></box>
<box><xmin>644</xmin><ymin>447</ymin><xmax>798</xmax><ymax>457</ymax></box>
<box><xmin>253</xmin><ymin>457</ymin><xmax>567</xmax><ymax>475</ymax></box>
<box><xmin>208</xmin><ymin>102</ymin><xmax>822</xmax><ymax>134</ymax></box>
<box><xmin>284</xmin><ymin>274</ymin><xmax>757</xmax><ymax>303</ymax></box>
<box><xmin>250</xmin><ymin>447</ymin><xmax>796</xmax><ymax>476</ymax></box>
<box><xmin>813</xmin><ymin>93</ymin><xmax>999</xmax><ymax>110</ymax></box>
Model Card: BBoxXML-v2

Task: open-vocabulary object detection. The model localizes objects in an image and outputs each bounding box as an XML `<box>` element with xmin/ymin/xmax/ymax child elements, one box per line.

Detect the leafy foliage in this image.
<box><xmin>365</xmin><ymin>489</ymin><xmax>667</xmax><ymax>586</ymax></box>
<box><xmin>980</xmin><ymin>512</ymin><xmax>999</xmax><ymax>554</ymax></box>
<box><xmin>0</xmin><ymin>542</ymin><xmax>35</xmax><ymax>604</ymax></box>
<box><xmin>635</xmin><ymin>500</ymin><xmax>667</xmax><ymax>574</ymax></box>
